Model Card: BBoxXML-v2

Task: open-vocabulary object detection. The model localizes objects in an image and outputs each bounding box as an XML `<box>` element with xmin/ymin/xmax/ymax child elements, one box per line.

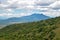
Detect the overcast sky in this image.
<box><xmin>0</xmin><ymin>0</ymin><xmax>60</xmax><ymax>19</ymax></box>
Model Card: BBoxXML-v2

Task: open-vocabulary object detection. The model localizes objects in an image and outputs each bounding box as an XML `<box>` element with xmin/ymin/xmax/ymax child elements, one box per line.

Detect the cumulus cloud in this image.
<box><xmin>0</xmin><ymin>0</ymin><xmax>60</xmax><ymax>19</ymax></box>
<box><xmin>35</xmin><ymin>0</ymin><xmax>56</xmax><ymax>6</ymax></box>
<box><xmin>49</xmin><ymin>1</ymin><xmax>60</xmax><ymax>10</ymax></box>
<box><xmin>42</xmin><ymin>11</ymin><xmax>60</xmax><ymax>17</ymax></box>
<box><xmin>0</xmin><ymin>0</ymin><xmax>35</xmax><ymax>9</ymax></box>
<box><xmin>0</xmin><ymin>13</ymin><xmax>33</xmax><ymax>19</ymax></box>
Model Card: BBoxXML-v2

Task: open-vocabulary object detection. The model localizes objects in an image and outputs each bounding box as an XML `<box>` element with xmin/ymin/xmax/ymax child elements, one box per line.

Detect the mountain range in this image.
<box><xmin>0</xmin><ymin>14</ymin><xmax>50</xmax><ymax>26</ymax></box>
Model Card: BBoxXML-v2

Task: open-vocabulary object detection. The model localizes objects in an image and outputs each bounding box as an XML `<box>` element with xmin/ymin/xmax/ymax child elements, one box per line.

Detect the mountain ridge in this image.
<box><xmin>0</xmin><ymin>14</ymin><xmax>50</xmax><ymax>26</ymax></box>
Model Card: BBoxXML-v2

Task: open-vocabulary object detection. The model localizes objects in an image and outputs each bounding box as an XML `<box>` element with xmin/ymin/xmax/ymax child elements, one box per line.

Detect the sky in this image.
<box><xmin>0</xmin><ymin>0</ymin><xmax>60</xmax><ymax>19</ymax></box>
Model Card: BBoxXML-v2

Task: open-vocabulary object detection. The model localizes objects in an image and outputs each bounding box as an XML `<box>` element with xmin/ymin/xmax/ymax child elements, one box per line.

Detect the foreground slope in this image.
<box><xmin>0</xmin><ymin>17</ymin><xmax>60</xmax><ymax>40</ymax></box>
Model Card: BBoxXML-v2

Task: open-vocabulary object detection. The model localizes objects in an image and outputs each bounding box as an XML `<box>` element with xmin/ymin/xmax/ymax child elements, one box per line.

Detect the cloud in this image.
<box><xmin>5</xmin><ymin>8</ymin><xmax>13</xmax><ymax>12</ymax></box>
<box><xmin>35</xmin><ymin>0</ymin><xmax>55</xmax><ymax>6</ymax></box>
<box><xmin>42</xmin><ymin>11</ymin><xmax>60</xmax><ymax>17</ymax></box>
<box><xmin>0</xmin><ymin>4</ymin><xmax>8</xmax><ymax>8</ymax></box>
<box><xmin>0</xmin><ymin>13</ymin><xmax>33</xmax><ymax>18</ymax></box>
<box><xmin>0</xmin><ymin>0</ymin><xmax>60</xmax><ymax>19</ymax></box>
<box><xmin>49</xmin><ymin>1</ymin><xmax>60</xmax><ymax>10</ymax></box>
<box><xmin>35</xmin><ymin>0</ymin><xmax>60</xmax><ymax>17</ymax></box>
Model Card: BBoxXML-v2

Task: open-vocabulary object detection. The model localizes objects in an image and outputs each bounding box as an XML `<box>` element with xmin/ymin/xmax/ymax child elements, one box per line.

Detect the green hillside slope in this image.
<box><xmin>0</xmin><ymin>17</ymin><xmax>60</xmax><ymax>40</ymax></box>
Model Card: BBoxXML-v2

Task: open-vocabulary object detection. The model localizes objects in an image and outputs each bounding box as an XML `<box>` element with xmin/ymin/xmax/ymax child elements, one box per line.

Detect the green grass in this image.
<box><xmin>0</xmin><ymin>17</ymin><xmax>60</xmax><ymax>40</ymax></box>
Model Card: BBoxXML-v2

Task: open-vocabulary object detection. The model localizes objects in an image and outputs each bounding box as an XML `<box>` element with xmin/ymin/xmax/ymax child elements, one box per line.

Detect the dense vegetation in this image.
<box><xmin>0</xmin><ymin>17</ymin><xmax>60</xmax><ymax>40</ymax></box>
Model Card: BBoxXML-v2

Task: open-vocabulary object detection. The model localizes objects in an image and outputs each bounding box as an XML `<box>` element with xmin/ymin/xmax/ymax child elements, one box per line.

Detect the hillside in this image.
<box><xmin>0</xmin><ymin>17</ymin><xmax>60</xmax><ymax>40</ymax></box>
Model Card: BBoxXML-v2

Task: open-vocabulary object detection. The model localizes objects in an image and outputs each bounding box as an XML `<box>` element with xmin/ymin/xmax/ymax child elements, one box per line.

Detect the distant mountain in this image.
<box><xmin>0</xmin><ymin>14</ymin><xmax>50</xmax><ymax>25</ymax></box>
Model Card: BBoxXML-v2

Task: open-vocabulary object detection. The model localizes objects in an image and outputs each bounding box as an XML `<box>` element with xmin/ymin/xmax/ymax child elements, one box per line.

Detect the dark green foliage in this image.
<box><xmin>0</xmin><ymin>17</ymin><xmax>60</xmax><ymax>40</ymax></box>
